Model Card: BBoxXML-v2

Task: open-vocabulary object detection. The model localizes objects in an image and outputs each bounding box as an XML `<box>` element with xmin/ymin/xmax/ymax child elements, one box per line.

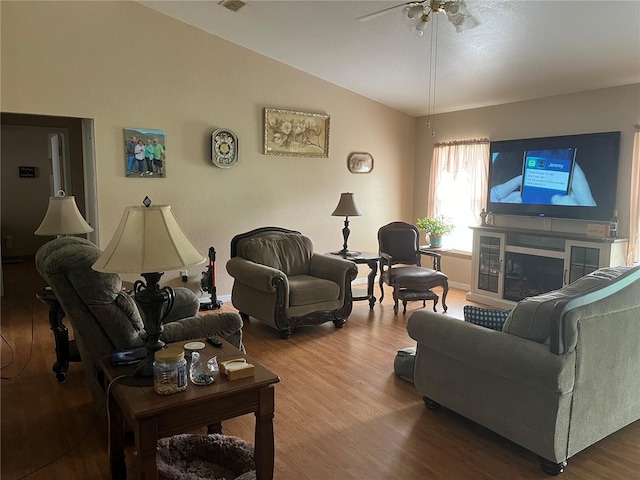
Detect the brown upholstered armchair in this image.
<box><xmin>378</xmin><ymin>221</ymin><xmax>449</xmax><ymax>314</ymax></box>
<box><xmin>226</xmin><ymin>227</ymin><xmax>358</xmax><ymax>338</ymax></box>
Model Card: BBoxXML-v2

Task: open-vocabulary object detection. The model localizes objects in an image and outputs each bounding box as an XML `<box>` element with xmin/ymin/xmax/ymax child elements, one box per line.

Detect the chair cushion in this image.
<box><xmin>502</xmin><ymin>266</ymin><xmax>631</xmax><ymax>343</ymax></box>
<box><xmin>387</xmin><ymin>266</ymin><xmax>447</xmax><ymax>287</ymax></box>
<box><xmin>463</xmin><ymin>305</ymin><xmax>510</xmax><ymax>331</ymax></box>
<box><xmin>288</xmin><ymin>274</ymin><xmax>340</xmax><ymax>306</ymax></box>
<box><xmin>241</xmin><ymin>233</ymin><xmax>313</xmax><ymax>276</ymax></box>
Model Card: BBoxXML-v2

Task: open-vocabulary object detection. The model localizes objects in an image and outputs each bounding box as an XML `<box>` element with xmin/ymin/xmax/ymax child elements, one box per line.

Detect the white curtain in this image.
<box><xmin>428</xmin><ymin>139</ymin><xmax>489</xmax><ymax>221</ymax></box>
<box><xmin>629</xmin><ymin>125</ymin><xmax>640</xmax><ymax>264</ymax></box>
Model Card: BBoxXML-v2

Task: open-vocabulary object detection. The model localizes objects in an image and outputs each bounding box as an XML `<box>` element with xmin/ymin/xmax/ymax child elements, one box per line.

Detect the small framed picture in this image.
<box><xmin>124</xmin><ymin>128</ymin><xmax>166</xmax><ymax>178</ymax></box>
<box><xmin>264</xmin><ymin>108</ymin><xmax>330</xmax><ymax>157</ymax></box>
<box><xmin>348</xmin><ymin>152</ymin><xmax>374</xmax><ymax>174</ymax></box>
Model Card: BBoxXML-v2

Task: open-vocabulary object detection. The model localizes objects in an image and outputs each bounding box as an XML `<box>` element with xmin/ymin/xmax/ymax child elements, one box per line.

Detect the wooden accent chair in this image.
<box><xmin>377</xmin><ymin>221</ymin><xmax>449</xmax><ymax>314</ymax></box>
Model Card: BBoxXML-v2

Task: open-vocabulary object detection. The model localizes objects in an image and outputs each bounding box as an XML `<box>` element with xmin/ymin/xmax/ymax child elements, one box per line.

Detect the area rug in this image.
<box><xmin>157</xmin><ymin>433</ymin><xmax>256</xmax><ymax>480</ymax></box>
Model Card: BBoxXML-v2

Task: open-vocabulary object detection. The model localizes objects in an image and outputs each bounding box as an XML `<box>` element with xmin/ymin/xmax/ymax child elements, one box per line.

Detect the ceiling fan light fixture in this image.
<box><xmin>407</xmin><ymin>4</ymin><xmax>425</xmax><ymax>19</ymax></box>
<box><xmin>415</xmin><ymin>15</ymin><xmax>430</xmax><ymax>31</ymax></box>
<box><xmin>443</xmin><ymin>0</ymin><xmax>478</xmax><ymax>32</ymax></box>
<box><xmin>444</xmin><ymin>1</ymin><xmax>462</xmax><ymax>16</ymax></box>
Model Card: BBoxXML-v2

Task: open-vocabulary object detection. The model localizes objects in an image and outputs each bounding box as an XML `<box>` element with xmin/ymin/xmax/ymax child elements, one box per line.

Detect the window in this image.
<box><xmin>427</xmin><ymin>139</ymin><xmax>489</xmax><ymax>252</ymax></box>
<box><xmin>630</xmin><ymin>125</ymin><xmax>640</xmax><ymax>264</ymax></box>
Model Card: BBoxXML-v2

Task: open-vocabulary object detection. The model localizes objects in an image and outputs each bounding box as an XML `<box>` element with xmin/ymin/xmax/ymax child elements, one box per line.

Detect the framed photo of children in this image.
<box><xmin>263</xmin><ymin>108</ymin><xmax>330</xmax><ymax>157</ymax></box>
<box><xmin>124</xmin><ymin>128</ymin><xmax>166</xmax><ymax>178</ymax></box>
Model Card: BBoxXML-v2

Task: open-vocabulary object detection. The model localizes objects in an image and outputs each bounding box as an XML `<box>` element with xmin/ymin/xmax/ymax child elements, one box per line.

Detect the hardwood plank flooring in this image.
<box><xmin>1</xmin><ymin>258</ymin><xmax>638</xmax><ymax>479</ymax></box>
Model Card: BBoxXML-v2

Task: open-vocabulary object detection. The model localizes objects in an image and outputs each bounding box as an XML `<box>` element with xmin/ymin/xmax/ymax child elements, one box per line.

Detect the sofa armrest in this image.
<box><xmin>407</xmin><ymin>311</ymin><xmax>575</xmax><ymax>394</ymax></box>
<box><xmin>226</xmin><ymin>257</ymin><xmax>288</xmax><ymax>293</ymax></box>
<box><xmin>161</xmin><ymin>287</ymin><xmax>199</xmax><ymax>324</ymax></box>
<box><xmin>162</xmin><ymin>312</ymin><xmax>245</xmax><ymax>351</ymax></box>
<box><xmin>308</xmin><ymin>254</ymin><xmax>357</xmax><ymax>286</ymax></box>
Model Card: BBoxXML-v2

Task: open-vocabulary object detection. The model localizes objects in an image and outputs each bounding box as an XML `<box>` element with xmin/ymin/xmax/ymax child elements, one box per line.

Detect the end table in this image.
<box><xmin>329</xmin><ymin>251</ymin><xmax>380</xmax><ymax>309</ymax></box>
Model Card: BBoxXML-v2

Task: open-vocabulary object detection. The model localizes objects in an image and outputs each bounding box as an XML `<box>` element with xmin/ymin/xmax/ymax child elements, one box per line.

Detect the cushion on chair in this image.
<box><xmin>463</xmin><ymin>305</ymin><xmax>510</xmax><ymax>331</ymax></box>
<box><xmin>288</xmin><ymin>275</ymin><xmax>340</xmax><ymax>306</ymax></box>
<box><xmin>389</xmin><ymin>266</ymin><xmax>447</xmax><ymax>284</ymax></box>
<box><xmin>241</xmin><ymin>233</ymin><xmax>312</xmax><ymax>276</ymax></box>
<box><xmin>502</xmin><ymin>266</ymin><xmax>632</xmax><ymax>343</ymax></box>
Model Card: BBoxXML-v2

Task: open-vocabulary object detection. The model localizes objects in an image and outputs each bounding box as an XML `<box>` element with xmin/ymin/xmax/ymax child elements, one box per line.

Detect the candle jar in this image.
<box><xmin>153</xmin><ymin>347</ymin><xmax>187</xmax><ymax>395</ymax></box>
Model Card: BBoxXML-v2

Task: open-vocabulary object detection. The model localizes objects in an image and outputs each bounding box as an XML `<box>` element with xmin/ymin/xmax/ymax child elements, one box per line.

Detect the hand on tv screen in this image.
<box><xmin>550</xmin><ymin>163</ymin><xmax>597</xmax><ymax>206</ymax></box>
<box><xmin>491</xmin><ymin>175</ymin><xmax>523</xmax><ymax>203</ymax></box>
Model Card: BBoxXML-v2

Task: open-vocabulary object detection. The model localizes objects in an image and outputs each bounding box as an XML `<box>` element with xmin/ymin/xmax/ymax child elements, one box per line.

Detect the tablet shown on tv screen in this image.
<box><xmin>488</xmin><ymin>131</ymin><xmax>620</xmax><ymax>221</ymax></box>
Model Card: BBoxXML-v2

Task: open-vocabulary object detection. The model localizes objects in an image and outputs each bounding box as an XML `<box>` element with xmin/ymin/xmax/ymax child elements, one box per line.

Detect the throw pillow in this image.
<box><xmin>463</xmin><ymin>305</ymin><xmax>511</xmax><ymax>331</ymax></box>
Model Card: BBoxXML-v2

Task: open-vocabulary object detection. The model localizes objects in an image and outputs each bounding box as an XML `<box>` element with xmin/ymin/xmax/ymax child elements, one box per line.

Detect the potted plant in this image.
<box><xmin>416</xmin><ymin>215</ymin><xmax>455</xmax><ymax>248</ymax></box>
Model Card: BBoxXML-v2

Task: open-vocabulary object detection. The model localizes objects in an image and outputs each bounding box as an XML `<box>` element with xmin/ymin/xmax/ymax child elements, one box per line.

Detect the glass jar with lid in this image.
<box><xmin>153</xmin><ymin>347</ymin><xmax>187</xmax><ymax>395</ymax></box>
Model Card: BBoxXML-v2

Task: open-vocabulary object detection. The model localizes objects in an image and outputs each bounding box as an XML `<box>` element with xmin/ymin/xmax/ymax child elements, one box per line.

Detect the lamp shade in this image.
<box><xmin>34</xmin><ymin>195</ymin><xmax>94</xmax><ymax>236</ymax></box>
<box><xmin>331</xmin><ymin>192</ymin><xmax>363</xmax><ymax>217</ymax></box>
<box><xmin>92</xmin><ymin>205</ymin><xmax>205</xmax><ymax>274</ymax></box>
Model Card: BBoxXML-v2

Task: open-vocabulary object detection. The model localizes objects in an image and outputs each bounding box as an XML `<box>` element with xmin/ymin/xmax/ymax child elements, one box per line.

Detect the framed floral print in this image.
<box><xmin>263</xmin><ymin>108</ymin><xmax>330</xmax><ymax>157</ymax></box>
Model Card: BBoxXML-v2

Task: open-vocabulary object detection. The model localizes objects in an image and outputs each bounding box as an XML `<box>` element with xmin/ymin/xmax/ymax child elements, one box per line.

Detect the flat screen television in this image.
<box><xmin>487</xmin><ymin>131</ymin><xmax>620</xmax><ymax>221</ymax></box>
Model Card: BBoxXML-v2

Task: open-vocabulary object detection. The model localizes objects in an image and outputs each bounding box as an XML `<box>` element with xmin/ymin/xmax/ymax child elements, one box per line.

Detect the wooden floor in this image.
<box><xmin>2</xmin><ymin>258</ymin><xmax>639</xmax><ymax>479</ymax></box>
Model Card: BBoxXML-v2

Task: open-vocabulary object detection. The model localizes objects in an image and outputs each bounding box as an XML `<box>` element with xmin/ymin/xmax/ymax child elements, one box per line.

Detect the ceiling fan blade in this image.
<box><xmin>357</xmin><ymin>2</ymin><xmax>414</xmax><ymax>22</ymax></box>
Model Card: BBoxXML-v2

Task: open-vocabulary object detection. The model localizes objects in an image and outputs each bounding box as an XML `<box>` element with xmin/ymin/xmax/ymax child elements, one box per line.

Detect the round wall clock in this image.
<box><xmin>211</xmin><ymin>129</ymin><xmax>238</xmax><ymax>168</ymax></box>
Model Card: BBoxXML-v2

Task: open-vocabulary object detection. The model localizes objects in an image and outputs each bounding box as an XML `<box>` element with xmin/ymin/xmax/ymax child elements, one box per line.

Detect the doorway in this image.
<box><xmin>1</xmin><ymin>113</ymin><xmax>98</xmax><ymax>261</ymax></box>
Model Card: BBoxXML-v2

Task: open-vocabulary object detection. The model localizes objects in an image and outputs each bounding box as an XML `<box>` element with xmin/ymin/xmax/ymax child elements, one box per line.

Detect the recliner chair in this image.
<box><xmin>36</xmin><ymin>236</ymin><xmax>244</xmax><ymax>407</ymax></box>
<box><xmin>226</xmin><ymin>227</ymin><xmax>357</xmax><ymax>338</ymax></box>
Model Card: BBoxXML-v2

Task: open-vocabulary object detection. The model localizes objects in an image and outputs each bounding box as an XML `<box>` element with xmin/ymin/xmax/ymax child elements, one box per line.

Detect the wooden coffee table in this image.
<box><xmin>99</xmin><ymin>339</ymin><xmax>280</xmax><ymax>480</ymax></box>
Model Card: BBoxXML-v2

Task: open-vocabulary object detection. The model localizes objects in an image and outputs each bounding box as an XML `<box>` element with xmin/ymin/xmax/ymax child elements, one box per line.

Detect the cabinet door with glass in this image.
<box><xmin>473</xmin><ymin>231</ymin><xmax>505</xmax><ymax>298</ymax></box>
<box><xmin>563</xmin><ymin>240</ymin><xmax>604</xmax><ymax>285</ymax></box>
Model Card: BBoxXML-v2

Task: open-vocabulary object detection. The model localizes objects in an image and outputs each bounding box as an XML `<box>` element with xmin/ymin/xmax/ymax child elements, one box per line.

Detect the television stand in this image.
<box><xmin>467</xmin><ymin>226</ymin><xmax>628</xmax><ymax>309</ymax></box>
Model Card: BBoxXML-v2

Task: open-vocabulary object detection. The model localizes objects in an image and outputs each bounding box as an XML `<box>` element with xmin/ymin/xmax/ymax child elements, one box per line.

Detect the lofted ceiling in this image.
<box><xmin>139</xmin><ymin>1</ymin><xmax>640</xmax><ymax>117</ymax></box>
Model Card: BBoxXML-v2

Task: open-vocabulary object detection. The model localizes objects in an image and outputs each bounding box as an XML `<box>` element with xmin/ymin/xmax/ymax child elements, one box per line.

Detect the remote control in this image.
<box><xmin>207</xmin><ymin>336</ymin><xmax>223</xmax><ymax>348</ymax></box>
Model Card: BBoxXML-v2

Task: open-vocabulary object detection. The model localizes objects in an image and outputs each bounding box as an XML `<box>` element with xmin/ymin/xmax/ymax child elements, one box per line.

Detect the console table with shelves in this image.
<box><xmin>467</xmin><ymin>226</ymin><xmax>628</xmax><ymax>309</ymax></box>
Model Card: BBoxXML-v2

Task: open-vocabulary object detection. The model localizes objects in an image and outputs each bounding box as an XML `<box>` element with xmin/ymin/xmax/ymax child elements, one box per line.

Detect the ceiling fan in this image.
<box><xmin>358</xmin><ymin>0</ymin><xmax>479</xmax><ymax>34</ymax></box>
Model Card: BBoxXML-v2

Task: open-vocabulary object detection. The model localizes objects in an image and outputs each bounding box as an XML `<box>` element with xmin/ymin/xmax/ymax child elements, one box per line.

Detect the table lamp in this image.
<box><xmin>331</xmin><ymin>192</ymin><xmax>363</xmax><ymax>257</ymax></box>
<box><xmin>92</xmin><ymin>197</ymin><xmax>205</xmax><ymax>376</ymax></box>
<box><xmin>34</xmin><ymin>190</ymin><xmax>93</xmax><ymax>236</ymax></box>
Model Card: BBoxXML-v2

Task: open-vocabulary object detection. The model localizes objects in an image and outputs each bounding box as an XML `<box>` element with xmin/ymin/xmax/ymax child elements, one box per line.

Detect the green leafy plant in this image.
<box><xmin>416</xmin><ymin>215</ymin><xmax>455</xmax><ymax>236</ymax></box>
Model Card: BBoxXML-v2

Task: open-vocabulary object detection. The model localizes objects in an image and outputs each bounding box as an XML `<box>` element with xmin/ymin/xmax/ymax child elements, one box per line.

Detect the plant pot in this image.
<box><xmin>429</xmin><ymin>235</ymin><xmax>443</xmax><ymax>248</ymax></box>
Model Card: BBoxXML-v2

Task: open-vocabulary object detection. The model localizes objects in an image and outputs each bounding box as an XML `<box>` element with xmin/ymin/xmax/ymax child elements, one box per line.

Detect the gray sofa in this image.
<box><xmin>226</xmin><ymin>227</ymin><xmax>357</xmax><ymax>338</ymax></box>
<box><xmin>407</xmin><ymin>265</ymin><xmax>640</xmax><ymax>475</ymax></box>
<box><xmin>36</xmin><ymin>236</ymin><xmax>244</xmax><ymax>407</ymax></box>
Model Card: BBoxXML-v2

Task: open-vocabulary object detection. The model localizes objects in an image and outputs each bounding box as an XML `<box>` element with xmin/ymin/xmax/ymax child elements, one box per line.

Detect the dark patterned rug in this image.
<box><xmin>157</xmin><ymin>434</ymin><xmax>256</xmax><ymax>480</ymax></box>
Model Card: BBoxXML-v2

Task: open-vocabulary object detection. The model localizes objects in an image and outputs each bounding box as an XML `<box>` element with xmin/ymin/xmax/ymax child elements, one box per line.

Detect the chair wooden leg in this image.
<box><xmin>393</xmin><ymin>287</ymin><xmax>399</xmax><ymax>315</ymax></box>
<box><xmin>441</xmin><ymin>282</ymin><xmax>449</xmax><ymax>312</ymax></box>
<box><xmin>539</xmin><ymin>456</ymin><xmax>567</xmax><ymax>475</ymax></box>
<box><xmin>278</xmin><ymin>328</ymin><xmax>292</xmax><ymax>339</ymax></box>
